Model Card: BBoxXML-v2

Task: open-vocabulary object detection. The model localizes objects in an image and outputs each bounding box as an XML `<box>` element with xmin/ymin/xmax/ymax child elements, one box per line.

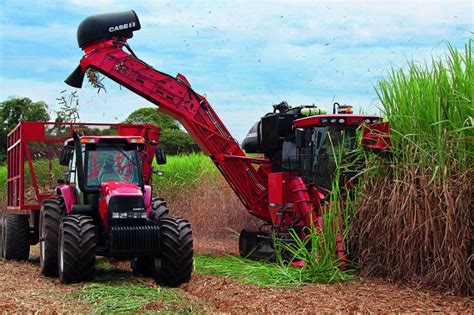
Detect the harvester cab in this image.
<box><xmin>242</xmin><ymin>102</ymin><xmax>386</xmax><ymax>190</ymax></box>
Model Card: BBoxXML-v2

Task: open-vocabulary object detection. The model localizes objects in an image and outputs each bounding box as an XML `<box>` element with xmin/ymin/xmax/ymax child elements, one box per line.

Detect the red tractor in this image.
<box><xmin>0</xmin><ymin>122</ymin><xmax>193</xmax><ymax>286</ymax></box>
<box><xmin>64</xmin><ymin>11</ymin><xmax>390</xmax><ymax>262</ymax></box>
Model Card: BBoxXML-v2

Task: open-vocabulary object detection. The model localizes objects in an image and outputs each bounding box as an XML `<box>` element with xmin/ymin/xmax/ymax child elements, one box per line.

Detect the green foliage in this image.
<box><xmin>273</xmin><ymin>133</ymin><xmax>357</xmax><ymax>284</ymax></box>
<box><xmin>353</xmin><ymin>40</ymin><xmax>474</xmax><ymax>295</ymax></box>
<box><xmin>194</xmin><ymin>254</ymin><xmax>301</xmax><ymax>287</ymax></box>
<box><xmin>0</xmin><ymin>97</ymin><xmax>50</xmax><ymax>163</ymax></box>
<box><xmin>195</xmin><ymin>253</ymin><xmax>352</xmax><ymax>287</ymax></box>
<box><xmin>376</xmin><ymin>40</ymin><xmax>473</xmax><ymax>172</ymax></box>
<box><xmin>124</xmin><ymin>107</ymin><xmax>179</xmax><ymax>130</ymax></box>
<box><xmin>72</xmin><ymin>260</ymin><xmax>199</xmax><ymax>313</ymax></box>
<box><xmin>0</xmin><ymin>166</ymin><xmax>6</xmax><ymax>200</ymax></box>
<box><xmin>124</xmin><ymin>107</ymin><xmax>200</xmax><ymax>155</ymax></box>
<box><xmin>153</xmin><ymin>153</ymin><xmax>218</xmax><ymax>190</ymax></box>
<box><xmin>159</xmin><ymin>128</ymin><xmax>200</xmax><ymax>155</ymax></box>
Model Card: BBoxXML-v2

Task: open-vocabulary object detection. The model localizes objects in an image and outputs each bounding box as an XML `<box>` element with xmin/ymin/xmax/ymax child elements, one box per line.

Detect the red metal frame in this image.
<box><xmin>78</xmin><ymin>40</ymin><xmax>272</xmax><ymax>221</ymax></box>
<box><xmin>74</xmin><ymin>38</ymin><xmax>391</xmax><ymax>231</ymax></box>
<box><xmin>6</xmin><ymin>121</ymin><xmax>160</xmax><ymax>213</ymax></box>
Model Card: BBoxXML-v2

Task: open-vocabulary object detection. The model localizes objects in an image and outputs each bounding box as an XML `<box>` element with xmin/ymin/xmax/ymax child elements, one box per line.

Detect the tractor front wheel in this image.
<box><xmin>58</xmin><ymin>215</ymin><xmax>96</xmax><ymax>284</ymax></box>
<box><xmin>39</xmin><ymin>197</ymin><xmax>65</xmax><ymax>276</ymax></box>
<box><xmin>149</xmin><ymin>197</ymin><xmax>170</xmax><ymax>221</ymax></box>
<box><xmin>2</xmin><ymin>214</ymin><xmax>30</xmax><ymax>260</ymax></box>
<box><xmin>154</xmin><ymin>218</ymin><xmax>193</xmax><ymax>287</ymax></box>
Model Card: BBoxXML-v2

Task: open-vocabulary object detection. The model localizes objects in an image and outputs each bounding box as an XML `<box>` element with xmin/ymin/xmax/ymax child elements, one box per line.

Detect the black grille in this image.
<box><xmin>108</xmin><ymin>196</ymin><xmax>147</xmax><ymax>226</ymax></box>
<box><xmin>109</xmin><ymin>225</ymin><xmax>161</xmax><ymax>257</ymax></box>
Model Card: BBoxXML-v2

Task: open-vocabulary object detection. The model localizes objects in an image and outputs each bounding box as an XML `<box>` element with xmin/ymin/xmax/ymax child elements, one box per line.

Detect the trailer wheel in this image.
<box><xmin>58</xmin><ymin>215</ymin><xmax>96</xmax><ymax>284</ymax></box>
<box><xmin>149</xmin><ymin>198</ymin><xmax>170</xmax><ymax>221</ymax></box>
<box><xmin>154</xmin><ymin>218</ymin><xmax>193</xmax><ymax>287</ymax></box>
<box><xmin>39</xmin><ymin>197</ymin><xmax>65</xmax><ymax>276</ymax></box>
<box><xmin>131</xmin><ymin>256</ymin><xmax>154</xmax><ymax>276</ymax></box>
<box><xmin>2</xmin><ymin>214</ymin><xmax>30</xmax><ymax>260</ymax></box>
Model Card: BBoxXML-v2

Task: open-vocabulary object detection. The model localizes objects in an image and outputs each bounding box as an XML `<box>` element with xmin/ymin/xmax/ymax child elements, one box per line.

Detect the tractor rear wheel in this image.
<box><xmin>58</xmin><ymin>215</ymin><xmax>96</xmax><ymax>284</ymax></box>
<box><xmin>2</xmin><ymin>214</ymin><xmax>30</xmax><ymax>260</ymax></box>
<box><xmin>39</xmin><ymin>197</ymin><xmax>65</xmax><ymax>276</ymax></box>
<box><xmin>154</xmin><ymin>218</ymin><xmax>193</xmax><ymax>287</ymax></box>
<box><xmin>149</xmin><ymin>197</ymin><xmax>170</xmax><ymax>221</ymax></box>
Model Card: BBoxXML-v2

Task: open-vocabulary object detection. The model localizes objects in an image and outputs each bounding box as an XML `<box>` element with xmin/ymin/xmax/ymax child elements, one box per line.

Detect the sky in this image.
<box><xmin>0</xmin><ymin>0</ymin><xmax>472</xmax><ymax>141</ymax></box>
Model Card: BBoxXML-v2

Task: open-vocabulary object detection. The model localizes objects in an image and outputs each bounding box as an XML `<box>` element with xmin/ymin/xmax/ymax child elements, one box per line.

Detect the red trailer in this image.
<box><xmin>5</xmin><ymin>121</ymin><xmax>161</xmax><ymax>215</ymax></box>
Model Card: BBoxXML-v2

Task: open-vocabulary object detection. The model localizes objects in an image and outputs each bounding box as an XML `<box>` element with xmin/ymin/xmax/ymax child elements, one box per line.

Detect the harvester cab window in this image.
<box><xmin>300</xmin><ymin>127</ymin><xmax>356</xmax><ymax>190</ymax></box>
<box><xmin>85</xmin><ymin>146</ymin><xmax>141</xmax><ymax>187</ymax></box>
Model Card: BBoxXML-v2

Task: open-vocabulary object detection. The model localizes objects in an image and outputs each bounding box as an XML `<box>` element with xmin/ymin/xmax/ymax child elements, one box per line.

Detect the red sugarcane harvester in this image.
<box><xmin>0</xmin><ymin>122</ymin><xmax>193</xmax><ymax>286</ymax></box>
<box><xmin>63</xmin><ymin>11</ymin><xmax>390</xmax><ymax>262</ymax></box>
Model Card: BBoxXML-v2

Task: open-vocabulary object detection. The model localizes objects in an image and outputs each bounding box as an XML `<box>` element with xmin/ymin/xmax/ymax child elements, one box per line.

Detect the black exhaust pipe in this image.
<box><xmin>65</xmin><ymin>65</ymin><xmax>85</xmax><ymax>88</ymax></box>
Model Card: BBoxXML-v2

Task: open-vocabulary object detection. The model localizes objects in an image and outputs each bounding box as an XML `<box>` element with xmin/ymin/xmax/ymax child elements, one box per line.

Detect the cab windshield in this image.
<box><xmin>84</xmin><ymin>145</ymin><xmax>142</xmax><ymax>187</ymax></box>
<box><xmin>299</xmin><ymin>126</ymin><xmax>356</xmax><ymax>190</ymax></box>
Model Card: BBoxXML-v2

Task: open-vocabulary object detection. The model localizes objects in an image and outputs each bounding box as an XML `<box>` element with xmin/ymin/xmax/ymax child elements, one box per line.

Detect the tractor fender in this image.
<box><xmin>56</xmin><ymin>185</ymin><xmax>79</xmax><ymax>214</ymax></box>
<box><xmin>143</xmin><ymin>185</ymin><xmax>152</xmax><ymax>216</ymax></box>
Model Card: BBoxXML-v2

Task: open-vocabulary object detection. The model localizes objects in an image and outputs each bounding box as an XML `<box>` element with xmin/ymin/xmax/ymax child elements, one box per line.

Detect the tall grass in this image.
<box><xmin>153</xmin><ymin>153</ymin><xmax>218</xmax><ymax>190</ymax></box>
<box><xmin>0</xmin><ymin>159</ymin><xmax>66</xmax><ymax>206</ymax></box>
<box><xmin>353</xmin><ymin>40</ymin><xmax>473</xmax><ymax>295</ymax></box>
<box><xmin>0</xmin><ymin>167</ymin><xmax>6</xmax><ymax>201</ymax></box>
<box><xmin>273</xmin><ymin>132</ymin><xmax>358</xmax><ymax>284</ymax></box>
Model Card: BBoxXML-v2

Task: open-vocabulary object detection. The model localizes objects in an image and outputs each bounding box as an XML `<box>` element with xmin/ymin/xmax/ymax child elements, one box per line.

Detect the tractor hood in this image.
<box><xmin>98</xmin><ymin>181</ymin><xmax>149</xmax><ymax>230</ymax></box>
<box><xmin>100</xmin><ymin>181</ymin><xmax>143</xmax><ymax>203</ymax></box>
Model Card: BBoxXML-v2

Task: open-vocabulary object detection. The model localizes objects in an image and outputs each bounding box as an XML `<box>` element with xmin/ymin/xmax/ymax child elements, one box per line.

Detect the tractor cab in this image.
<box><xmin>60</xmin><ymin>135</ymin><xmax>151</xmax><ymax>230</ymax></box>
<box><xmin>63</xmin><ymin>135</ymin><xmax>145</xmax><ymax>190</ymax></box>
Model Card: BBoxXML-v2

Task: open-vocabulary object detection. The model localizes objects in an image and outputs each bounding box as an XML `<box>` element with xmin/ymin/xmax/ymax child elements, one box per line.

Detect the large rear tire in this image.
<box><xmin>154</xmin><ymin>218</ymin><xmax>193</xmax><ymax>287</ymax></box>
<box><xmin>2</xmin><ymin>214</ymin><xmax>30</xmax><ymax>260</ymax></box>
<box><xmin>58</xmin><ymin>215</ymin><xmax>96</xmax><ymax>284</ymax></box>
<box><xmin>39</xmin><ymin>197</ymin><xmax>65</xmax><ymax>276</ymax></box>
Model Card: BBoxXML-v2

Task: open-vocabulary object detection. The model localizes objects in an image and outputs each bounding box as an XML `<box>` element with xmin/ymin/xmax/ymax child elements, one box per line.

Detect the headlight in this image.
<box><xmin>364</xmin><ymin>119</ymin><xmax>371</xmax><ymax>124</ymax></box>
<box><xmin>112</xmin><ymin>211</ymin><xmax>146</xmax><ymax>219</ymax></box>
<box><xmin>338</xmin><ymin>118</ymin><xmax>345</xmax><ymax>124</ymax></box>
<box><xmin>372</xmin><ymin>118</ymin><xmax>380</xmax><ymax>124</ymax></box>
<box><xmin>330</xmin><ymin>118</ymin><xmax>337</xmax><ymax>123</ymax></box>
<box><xmin>321</xmin><ymin>118</ymin><xmax>328</xmax><ymax>124</ymax></box>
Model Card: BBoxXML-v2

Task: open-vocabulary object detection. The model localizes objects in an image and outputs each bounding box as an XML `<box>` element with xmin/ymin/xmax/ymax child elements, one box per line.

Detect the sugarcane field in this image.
<box><xmin>0</xmin><ymin>1</ymin><xmax>472</xmax><ymax>313</ymax></box>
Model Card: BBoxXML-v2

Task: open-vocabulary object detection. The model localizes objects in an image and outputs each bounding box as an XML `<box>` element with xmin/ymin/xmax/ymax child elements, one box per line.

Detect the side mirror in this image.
<box><xmin>155</xmin><ymin>147</ymin><xmax>166</xmax><ymax>165</ymax></box>
<box><xmin>59</xmin><ymin>147</ymin><xmax>73</xmax><ymax>166</ymax></box>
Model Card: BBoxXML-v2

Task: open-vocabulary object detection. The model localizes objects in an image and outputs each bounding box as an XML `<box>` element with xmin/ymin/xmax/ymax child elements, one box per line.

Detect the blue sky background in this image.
<box><xmin>0</xmin><ymin>0</ymin><xmax>472</xmax><ymax>140</ymax></box>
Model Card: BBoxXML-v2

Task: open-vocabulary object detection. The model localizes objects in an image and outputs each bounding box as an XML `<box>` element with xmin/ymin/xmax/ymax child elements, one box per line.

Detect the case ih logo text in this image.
<box><xmin>109</xmin><ymin>22</ymin><xmax>136</xmax><ymax>32</ymax></box>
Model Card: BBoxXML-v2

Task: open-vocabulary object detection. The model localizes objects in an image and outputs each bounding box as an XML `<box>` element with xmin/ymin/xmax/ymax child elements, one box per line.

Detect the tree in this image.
<box><xmin>124</xmin><ymin>107</ymin><xmax>180</xmax><ymax>130</ymax></box>
<box><xmin>0</xmin><ymin>97</ymin><xmax>50</xmax><ymax>163</ymax></box>
<box><xmin>123</xmin><ymin>107</ymin><xmax>199</xmax><ymax>155</ymax></box>
<box><xmin>160</xmin><ymin>129</ymin><xmax>200</xmax><ymax>155</ymax></box>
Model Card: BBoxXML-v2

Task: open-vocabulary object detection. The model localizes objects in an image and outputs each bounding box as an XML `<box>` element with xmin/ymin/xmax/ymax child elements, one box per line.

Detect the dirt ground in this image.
<box><xmin>1</xmin><ymin>241</ymin><xmax>473</xmax><ymax>313</ymax></box>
